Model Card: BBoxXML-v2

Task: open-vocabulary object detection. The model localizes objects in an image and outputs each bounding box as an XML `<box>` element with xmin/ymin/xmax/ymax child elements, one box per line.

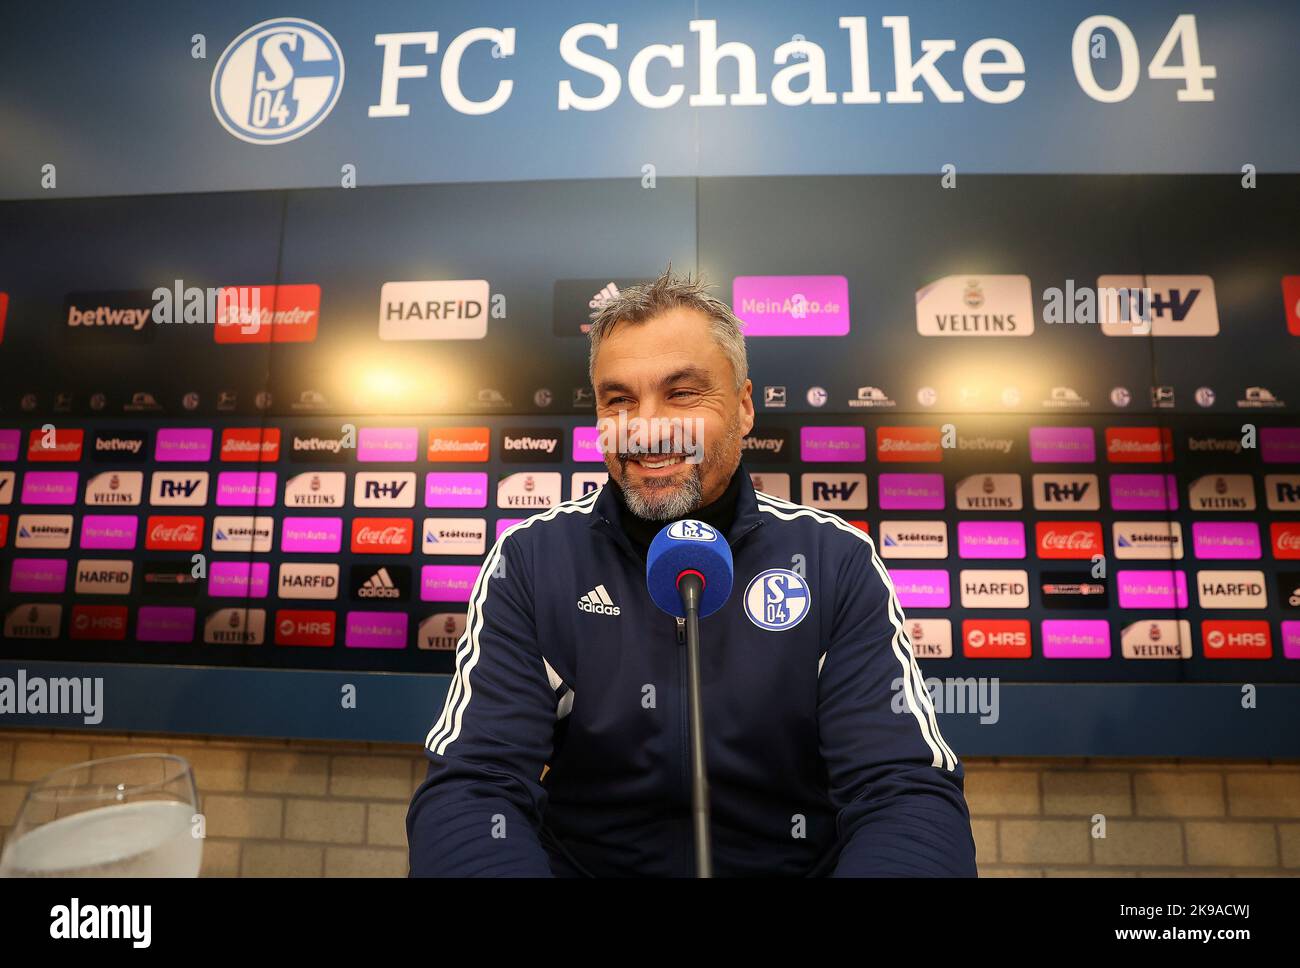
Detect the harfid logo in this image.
<box><xmin>211</xmin><ymin>19</ymin><xmax>344</xmax><ymax>145</ymax></box>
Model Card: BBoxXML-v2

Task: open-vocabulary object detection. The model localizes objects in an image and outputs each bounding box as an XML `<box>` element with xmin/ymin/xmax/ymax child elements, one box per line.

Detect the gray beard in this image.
<box><xmin>621</xmin><ymin>464</ymin><xmax>704</xmax><ymax>521</ymax></box>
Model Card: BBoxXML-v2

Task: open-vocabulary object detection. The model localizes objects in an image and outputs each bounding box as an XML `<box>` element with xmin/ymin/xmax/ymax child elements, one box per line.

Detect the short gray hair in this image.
<box><xmin>587</xmin><ymin>267</ymin><xmax>749</xmax><ymax>390</ymax></box>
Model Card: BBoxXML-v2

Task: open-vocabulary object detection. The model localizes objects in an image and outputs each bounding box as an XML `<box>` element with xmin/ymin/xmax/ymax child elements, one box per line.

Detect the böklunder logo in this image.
<box><xmin>221</xmin><ymin>428</ymin><xmax>281</xmax><ymax>462</ymax></box>
<box><xmin>915</xmin><ymin>275</ymin><xmax>1034</xmax><ymax>336</ymax></box>
<box><xmin>26</xmin><ymin>428</ymin><xmax>84</xmax><ymax>462</ymax></box>
<box><xmin>732</xmin><ymin>276</ymin><xmax>849</xmax><ymax>336</ymax></box>
<box><xmin>876</xmin><ymin>426</ymin><xmax>942</xmax><ymax>463</ymax></box>
<box><xmin>213</xmin><ymin>285</ymin><xmax>320</xmax><ymax>343</ymax></box>
<box><xmin>428</xmin><ymin>427</ymin><xmax>490</xmax><ymax>463</ymax></box>
<box><xmin>1106</xmin><ymin>427</ymin><xmax>1174</xmax><ymax>463</ymax></box>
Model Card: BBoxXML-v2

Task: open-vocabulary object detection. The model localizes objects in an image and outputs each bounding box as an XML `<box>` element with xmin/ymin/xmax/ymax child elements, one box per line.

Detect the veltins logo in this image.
<box><xmin>915</xmin><ymin>275</ymin><xmax>1034</xmax><ymax>337</ymax></box>
<box><xmin>211</xmin><ymin>19</ymin><xmax>345</xmax><ymax>145</ymax></box>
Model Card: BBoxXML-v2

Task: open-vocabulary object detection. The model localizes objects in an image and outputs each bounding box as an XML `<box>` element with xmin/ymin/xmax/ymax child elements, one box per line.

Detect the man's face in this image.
<box><xmin>593</xmin><ymin>307</ymin><xmax>754</xmax><ymax>521</ymax></box>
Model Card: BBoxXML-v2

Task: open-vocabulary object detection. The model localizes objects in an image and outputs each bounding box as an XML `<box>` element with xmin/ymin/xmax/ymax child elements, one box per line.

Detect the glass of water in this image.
<box><xmin>0</xmin><ymin>753</ymin><xmax>201</xmax><ymax>877</ymax></box>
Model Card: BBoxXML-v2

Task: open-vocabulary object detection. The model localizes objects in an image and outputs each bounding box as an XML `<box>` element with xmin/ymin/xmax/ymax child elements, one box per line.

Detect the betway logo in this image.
<box><xmin>67</xmin><ymin>305</ymin><xmax>151</xmax><ymax>330</ymax></box>
<box><xmin>502</xmin><ymin>435</ymin><xmax>558</xmax><ymax>454</ymax></box>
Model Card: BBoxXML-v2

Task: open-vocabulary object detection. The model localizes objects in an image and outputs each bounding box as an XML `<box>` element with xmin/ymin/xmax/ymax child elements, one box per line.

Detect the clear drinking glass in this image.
<box><xmin>0</xmin><ymin>753</ymin><xmax>202</xmax><ymax>877</ymax></box>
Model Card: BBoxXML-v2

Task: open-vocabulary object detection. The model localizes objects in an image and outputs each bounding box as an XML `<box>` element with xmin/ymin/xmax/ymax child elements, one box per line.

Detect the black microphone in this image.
<box><xmin>646</xmin><ymin>520</ymin><xmax>735</xmax><ymax>877</ymax></box>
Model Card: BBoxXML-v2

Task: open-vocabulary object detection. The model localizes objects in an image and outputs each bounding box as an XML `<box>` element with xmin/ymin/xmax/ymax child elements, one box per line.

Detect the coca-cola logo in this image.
<box><xmin>356</xmin><ymin>526</ymin><xmax>405</xmax><ymax>544</ymax></box>
<box><xmin>151</xmin><ymin>523</ymin><xmax>199</xmax><ymax>543</ymax></box>
<box><xmin>1043</xmin><ymin>529</ymin><xmax>1096</xmax><ymax>549</ymax></box>
<box><xmin>350</xmin><ymin>518</ymin><xmax>414</xmax><ymax>554</ymax></box>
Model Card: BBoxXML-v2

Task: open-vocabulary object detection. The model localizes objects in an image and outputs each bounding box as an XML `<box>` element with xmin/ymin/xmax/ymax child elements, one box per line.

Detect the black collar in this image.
<box><xmin>591</xmin><ymin>460</ymin><xmax>765</xmax><ymax>561</ymax></box>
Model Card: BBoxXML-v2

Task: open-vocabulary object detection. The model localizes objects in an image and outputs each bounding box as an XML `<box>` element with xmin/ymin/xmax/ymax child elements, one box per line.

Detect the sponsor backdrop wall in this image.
<box><xmin>0</xmin><ymin>2</ymin><xmax>1297</xmax><ymax>749</ymax></box>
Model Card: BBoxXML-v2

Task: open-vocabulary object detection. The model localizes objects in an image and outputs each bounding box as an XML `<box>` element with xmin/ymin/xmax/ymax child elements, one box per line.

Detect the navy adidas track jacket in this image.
<box><xmin>407</xmin><ymin>469</ymin><xmax>977</xmax><ymax>876</ymax></box>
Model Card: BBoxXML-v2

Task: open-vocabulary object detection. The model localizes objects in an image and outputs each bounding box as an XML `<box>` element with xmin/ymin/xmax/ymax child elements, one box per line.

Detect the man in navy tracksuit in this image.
<box><xmin>407</xmin><ymin>270</ymin><xmax>977</xmax><ymax>876</ymax></box>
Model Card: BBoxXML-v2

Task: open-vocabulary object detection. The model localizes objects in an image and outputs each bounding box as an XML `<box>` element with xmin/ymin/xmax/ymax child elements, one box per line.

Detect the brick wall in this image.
<box><xmin>1</xmin><ymin>729</ymin><xmax>1297</xmax><ymax>877</ymax></box>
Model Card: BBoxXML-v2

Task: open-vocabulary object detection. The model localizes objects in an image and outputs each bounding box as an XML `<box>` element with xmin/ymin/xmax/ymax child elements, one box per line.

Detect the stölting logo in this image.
<box><xmin>211</xmin><ymin>18</ymin><xmax>345</xmax><ymax>145</ymax></box>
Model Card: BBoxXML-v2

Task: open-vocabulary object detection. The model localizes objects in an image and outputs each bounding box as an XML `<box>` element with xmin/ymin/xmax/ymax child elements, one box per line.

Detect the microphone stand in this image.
<box><xmin>677</xmin><ymin>571</ymin><xmax>713</xmax><ymax>878</ymax></box>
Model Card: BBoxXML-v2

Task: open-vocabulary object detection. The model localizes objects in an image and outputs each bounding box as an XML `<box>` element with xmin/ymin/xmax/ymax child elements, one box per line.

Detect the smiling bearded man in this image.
<box><xmin>407</xmin><ymin>267</ymin><xmax>977</xmax><ymax>878</ymax></box>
